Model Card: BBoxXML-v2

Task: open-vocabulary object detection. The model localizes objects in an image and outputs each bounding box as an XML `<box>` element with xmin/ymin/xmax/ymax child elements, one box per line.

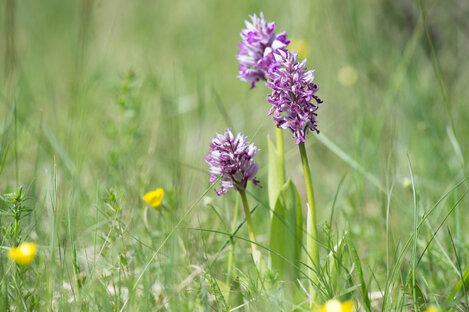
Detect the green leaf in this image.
<box><xmin>270</xmin><ymin>179</ymin><xmax>303</xmax><ymax>281</ymax></box>
<box><xmin>346</xmin><ymin>233</ymin><xmax>372</xmax><ymax>312</ymax></box>
<box><xmin>447</xmin><ymin>265</ymin><xmax>469</xmax><ymax>301</ymax></box>
<box><xmin>268</xmin><ymin>136</ymin><xmax>285</xmax><ymax>217</ymax></box>
<box><xmin>407</xmin><ymin>269</ymin><xmax>426</xmax><ymax>309</ymax></box>
<box><xmin>228</xmin><ymin>277</ymin><xmax>244</xmax><ymax>309</ymax></box>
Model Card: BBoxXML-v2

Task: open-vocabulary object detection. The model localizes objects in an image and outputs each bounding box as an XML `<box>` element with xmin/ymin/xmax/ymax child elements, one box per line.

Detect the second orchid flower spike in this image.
<box><xmin>237</xmin><ymin>12</ymin><xmax>290</xmax><ymax>89</ymax></box>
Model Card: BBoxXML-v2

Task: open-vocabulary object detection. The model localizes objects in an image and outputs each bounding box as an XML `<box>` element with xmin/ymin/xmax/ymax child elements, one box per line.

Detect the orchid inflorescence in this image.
<box><xmin>266</xmin><ymin>49</ymin><xmax>323</xmax><ymax>144</ymax></box>
<box><xmin>205</xmin><ymin>128</ymin><xmax>260</xmax><ymax>196</ymax></box>
<box><xmin>237</xmin><ymin>12</ymin><xmax>323</xmax><ymax>144</ymax></box>
<box><xmin>237</xmin><ymin>12</ymin><xmax>289</xmax><ymax>89</ymax></box>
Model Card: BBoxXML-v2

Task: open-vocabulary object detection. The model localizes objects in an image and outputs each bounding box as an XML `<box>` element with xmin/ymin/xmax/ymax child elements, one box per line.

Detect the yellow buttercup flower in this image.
<box><xmin>7</xmin><ymin>242</ymin><xmax>38</xmax><ymax>265</ymax></box>
<box><xmin>143</xmin><ymin>188</ymin><xmax>164</xmax><ymax>209</ymax></box>
<box><xmin>317</xmin><ymin>299</ymin><xmax>355</xmax><ymax>312</ymax></box>
<box><xmin>289</xmin><ymin>38</ymin><xmax>310</xmax><ymax>60</ymax></box>
<box><xmin>424</xmin><ymin>306</ymin><xmax>438</xmax><ymax>312</ymax></box>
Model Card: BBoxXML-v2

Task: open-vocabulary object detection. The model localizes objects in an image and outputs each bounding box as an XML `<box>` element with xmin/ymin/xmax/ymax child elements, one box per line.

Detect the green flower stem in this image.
<box><xmin>298</xmin><ymin>142</ymin><xmax>319</xmax><ymax>299</ymax></box>
<box><xmin>239</xmin><ymin>189</ymin><xmax>259</xmax><ymax>264</ymax></box>
<box><xmin>275</xmin><ymin>127</ymin><xmax>286</xmax><ymax>183</ymax></box>
<box><xmin>226</xmin><ymin>194</ymin><xmax>240</xmax><ymax>288</ymax></box>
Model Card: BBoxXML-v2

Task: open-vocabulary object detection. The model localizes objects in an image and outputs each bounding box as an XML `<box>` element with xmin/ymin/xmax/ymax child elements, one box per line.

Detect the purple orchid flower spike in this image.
<box><xmin>237</xmin><ymin>12</ymin><xmax>290</xmax><ymax>89</ymax></box>
<box><xmin>266</xmin><ymin>49</ymin><xmax>323</xmax><ymax>144</ymax></box>
<box><xmin>206</xmin><ymin>129</ymin><xmax>261</xmax><ymax>195</ymax></box>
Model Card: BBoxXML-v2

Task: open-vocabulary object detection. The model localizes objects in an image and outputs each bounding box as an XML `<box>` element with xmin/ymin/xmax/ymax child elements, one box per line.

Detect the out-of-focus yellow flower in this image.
<box><xmin>338</xmin><ymin>66</ymin><xmax>358</xmax><ymax>86</ymax></box>
<box><xmin>7</xmin><ymin>242</ymin><xmax>38</xmax><ymax>265</ymax></box>
<box><xmin>424</xmin><ymin>306</ymin><xmax>438</xmax><ymax>312</ymax></box>
<box><xmin>403</xmin><ymin>177</ymin><xmax>411</xmax><ymax>188</ymax></box>
<box><xmin>317</xmin><ymin>299</ymin><xmax>355</xmax><ymax>312</ymax></box>
<box><xmin>289</xmin><ymin>39</ymin><xmax>310</xmax><ymax>60</ymax></box>
<box><xmin>143</xmin><ymin>188</ymin><xmax>164</xmax><ymax>209</ymax></box>
<box><xmin>203</xmin><ymin>196</ymin><xmax>213</xmax><ymax>207</ymax></box>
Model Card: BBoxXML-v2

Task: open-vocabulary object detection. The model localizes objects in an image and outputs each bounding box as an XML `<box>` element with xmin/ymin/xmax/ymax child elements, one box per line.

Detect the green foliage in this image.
<box><xmin>0</xmin><ymin>187</ymin><xmax>39</xmax><ymax>310</ymax></box>
<box><xmin>446</xmin><ymin>257</ymin><xmax>469</xmax><ymax>302</ymax></box>
<box><xmin>0</xmin><ymin>187</ymin><xmax>30</xmax><ymax>245</ymax></box>
<box><xmin>269</xmin><ymin>179</ymin><xmax>303</xmax><ymax>283</ymax></box>
<box><xmin>267</xmin><ymin>135</ymin><xmax>285</xmax><ymax>214</ymax></box>
<box><xmin>345</xmin><ymin>232</ymin><xmax>372</xmax><ymax>312</ymax></box>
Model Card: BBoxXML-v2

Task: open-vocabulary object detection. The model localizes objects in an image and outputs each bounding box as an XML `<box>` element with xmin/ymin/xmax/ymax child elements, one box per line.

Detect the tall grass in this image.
<box><xmin>1</xmin><ymin>0</ymin><xmax>468</xmax><ymax>310</ymax></box>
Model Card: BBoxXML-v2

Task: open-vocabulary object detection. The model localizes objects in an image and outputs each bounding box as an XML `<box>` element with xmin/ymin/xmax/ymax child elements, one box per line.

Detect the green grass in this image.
<box><xmin>1</xmin><ymin>0</ymin><xmax>469</xmax><ymax>310</ymax></box>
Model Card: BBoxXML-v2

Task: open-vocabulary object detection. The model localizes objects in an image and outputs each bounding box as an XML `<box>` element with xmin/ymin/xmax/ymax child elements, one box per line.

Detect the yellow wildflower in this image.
<box><xmin>424</xmin><ymin>306</ymin><xmax>438</xmax><ymax>312</ymax></box>
<box><xmin>317</xmin><ymin>299</ymin><xmax>355</xmax><ymax>312</ymax></box>
<box><xmin>338</xmin><ymin>66</ymin><xmax>358</xmax><ymax>86</ymax></box>
<box><xmin>289</xmin><ymin>38</ymin><xmax>310</xmax><ymax>60</ymax></box>
<box><xmin>143</xmin><ymin>188</ymin><xmax>164</xmax><ymax>209</ymax></box>
<box><xmin>7</xmin><ymin>242</ymin><xmax>38</xmax><ymax>265</ymax></box>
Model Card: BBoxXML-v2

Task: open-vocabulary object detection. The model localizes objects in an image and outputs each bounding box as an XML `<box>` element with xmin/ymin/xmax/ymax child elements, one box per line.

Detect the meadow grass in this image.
<box><xmin>0</xmin><ymin>0</ymin><xmax>468</xmax><ymax>310</ymax></box>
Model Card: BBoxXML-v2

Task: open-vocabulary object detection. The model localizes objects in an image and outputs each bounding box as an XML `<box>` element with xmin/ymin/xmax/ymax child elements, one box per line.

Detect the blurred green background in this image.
<box><xmin>1</xmin><ymin>0</ymin><xmax>468</xmax><ymax>310</ymax></box>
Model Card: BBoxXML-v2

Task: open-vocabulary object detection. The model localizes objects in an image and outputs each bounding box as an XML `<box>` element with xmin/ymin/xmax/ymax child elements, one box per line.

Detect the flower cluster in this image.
<box><xmin>206</xmin><ymin>129</ymin><xmax>260</xmax><ymax>195</ymax></box>
<box><xmin>266</xmin><ymin>49</ymin><xmax>323</xmax><ymax>144</ymax></box>
<box><xmin>237</xmin><ymin>12</ymin><xmax>289</xmax><ymax>89</ymax></box>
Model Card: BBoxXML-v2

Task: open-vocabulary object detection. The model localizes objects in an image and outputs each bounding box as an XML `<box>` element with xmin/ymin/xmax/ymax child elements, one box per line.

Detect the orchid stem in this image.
<box><xmin>226</xmin><ymin>194</ymin><xmax>240</xmax><ymax>290</ymax></box>
<box><xmin>298</xmin><ymin>142</ymin><xmax>319</xmax><ymax>301</ymax></box>
<box><xmin>239</xmin><ymin>189</ymin><xmax>259</xmax><ymax>264</ymax></box>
